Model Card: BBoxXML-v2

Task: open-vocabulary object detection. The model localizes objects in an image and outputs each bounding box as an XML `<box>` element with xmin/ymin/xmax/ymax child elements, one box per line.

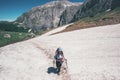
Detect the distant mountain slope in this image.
<box><xmin>72</xmin><ymin>0</ymin><xmax>120</xmax><ymax>21</ymax></box>
<box><xmin>111</xmin><ymin>0</ymin><xmax>120</xmax><ymax>10</ymax></box>
<box><xmin>16</xmin><ymin>1</ymin><xmax>82</xmax><ymax>31</ymax></box>
<box><xmin>15</xmin><ymin>0</ymin><xmax>120</xmax><ymax>32</ymax></box>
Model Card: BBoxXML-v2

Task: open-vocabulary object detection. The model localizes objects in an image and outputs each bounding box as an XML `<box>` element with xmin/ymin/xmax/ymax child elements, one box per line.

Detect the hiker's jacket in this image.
<box><xmin>55</xmin><ymin>48</ymin><xmax>65</xmax><ymax>63</ymax></box>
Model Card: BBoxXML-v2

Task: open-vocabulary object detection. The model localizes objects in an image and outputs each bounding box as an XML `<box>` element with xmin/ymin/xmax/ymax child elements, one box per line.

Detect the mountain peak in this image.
<box><xmin>32</xmin><ymin>0</ymin><xmax>80</xmax><ymax>10</ymax></box>
<box><xmin>16</xmin><ymin>0</ymin><xmax>82</xmax><ymax>31</ymax></box>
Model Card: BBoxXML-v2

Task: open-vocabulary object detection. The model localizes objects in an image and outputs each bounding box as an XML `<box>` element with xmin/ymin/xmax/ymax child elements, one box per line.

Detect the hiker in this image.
<box><xmin>54</xmin><ymin>47</ymin><xmax>65</xmax><ymax>75</ymax></box>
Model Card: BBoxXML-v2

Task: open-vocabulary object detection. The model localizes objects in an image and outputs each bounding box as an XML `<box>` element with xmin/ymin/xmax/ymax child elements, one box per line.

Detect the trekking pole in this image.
<box><xmin>65</xmin><ymin>59</ymin><xmax>68</xmax><ymax>69</ymax></box>
<box><xmin>53</xmin><ymin>59</ymin><xmax>56</xmax><ymax>67</ymax></box>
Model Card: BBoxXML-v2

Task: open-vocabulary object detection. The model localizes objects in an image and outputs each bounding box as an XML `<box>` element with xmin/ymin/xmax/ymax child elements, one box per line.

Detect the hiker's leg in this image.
<box><xmin>58</xmin><ymin>62</ymin><xmax>62</xmax><ymax>73</ymax></box>
<box><xmin>56</xmin><ymin>61</ymin><xmax>61</xmax><ymax>73</ymax></box>
<box><xmin>56</xmin><ymin>61</ymin><xmax>59</xmax><ymax>72</ymax></box>
<box><xmin>58</xmin><ymin>64</ymin><xmax>61</xmax><ymax>72</ymax></box>
<box><xmin>58</xmin><ymin>67</ymin><xmax>60</xmax><ymax>73</ymax></box>
<box><xmin>56</xmin><ymin>61</ymin><xmax>58</xmax><ymax>68</ymax></box>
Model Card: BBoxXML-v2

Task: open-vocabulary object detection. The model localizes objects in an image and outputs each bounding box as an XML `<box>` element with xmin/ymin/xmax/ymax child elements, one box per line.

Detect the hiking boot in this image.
<box><xmin>57</xmin><ymin>72</ymin><xmax>60</xmax><ymax>75</ymax></box>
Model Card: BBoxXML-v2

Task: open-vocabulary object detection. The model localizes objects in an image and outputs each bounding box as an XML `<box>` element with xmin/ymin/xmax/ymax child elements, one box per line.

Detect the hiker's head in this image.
<box><xmin>58</xmin><ymin>47</ymin><xmax>62</xmax><ymax>52</ymax></box>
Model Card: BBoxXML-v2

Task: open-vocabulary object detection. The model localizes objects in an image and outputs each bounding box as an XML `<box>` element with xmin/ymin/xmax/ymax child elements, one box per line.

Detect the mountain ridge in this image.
<box><xmin>72</xmin><ymin>0</ymin><xmax>120</xmax><ymax>22</ymax></box>
<box><xmin>16</xmin><ymin>0</ymin><xmax>82</xmax><ymax>31</ymax></box>
<box><xmin>15</xmin><ymin>0</ymin><xmax>120</xmax><ymax>32</ymax></box>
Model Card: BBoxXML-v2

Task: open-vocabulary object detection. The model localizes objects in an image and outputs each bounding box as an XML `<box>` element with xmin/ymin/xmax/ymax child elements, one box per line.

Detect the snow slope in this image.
<box><xmin>0</xmin><ymin>23</ymin><xmax>120</xmax><ymax>80</ymax></box>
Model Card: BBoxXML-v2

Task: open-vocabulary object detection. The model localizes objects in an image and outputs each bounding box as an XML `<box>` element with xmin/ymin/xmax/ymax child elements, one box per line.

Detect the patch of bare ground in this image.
<box><xmin>52</xmin><ymin>18</ymin><xmax>120</xmax><ymax>35</ymax></box>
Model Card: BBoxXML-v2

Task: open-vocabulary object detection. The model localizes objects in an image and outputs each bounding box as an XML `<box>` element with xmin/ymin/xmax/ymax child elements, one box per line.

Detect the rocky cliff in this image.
<box><xmin>72</xmin><ymin>0</ymin><xmax>112</xmax><ymax>21</ymax></box>
<box><xmin>111</xmin><ymin>0</ymin><xmax>120</xmax><ymax>10</ymax></box>
<box><xmin>16</xmin><ymin>1</ymin><xmax>82</xmax><ymax>31</ymax></box>
<box><xmin>58</xmin><ymin>4</ymin><xmax>81</xmax><ymax>26</ymax></box>
<box><xmin>72</xmin><ymin>0</ymin><xmax>120</xmax><ymax>22</ymax></box>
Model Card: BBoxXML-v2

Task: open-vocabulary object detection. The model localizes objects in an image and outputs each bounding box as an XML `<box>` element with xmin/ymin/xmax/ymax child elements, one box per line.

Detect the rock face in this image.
<box><xmin>4</xmin><ymin>34</ymin><xmax>11</xmax><ymax>38</ymax></box>
<box><xmin>16</xmin><ymin>0</ymin><xmax>120</xmax><ymax>31</ymax></box>
<box><xmin>72</xmin><ymin>0</ymin><xmax>120</xmax><ymax>22</ymax></box>
<box><xmin>111</xmin><ymin>0</ymin><xmax>120</xmax><ymax>10</ymax></box>
<box><xmin>16</xmin><ymin>1</ymin><xmax>82</xmax><ymax>31</ymax></box>
<box><xmin>58</xmin><ymin>5</ymin><xmax>81</xmax><ymax>26</ymax></box>
<box><xmin>72</xmin><ymin>0</ymin><xmax>112</xmax><ymax>21</ymax></box>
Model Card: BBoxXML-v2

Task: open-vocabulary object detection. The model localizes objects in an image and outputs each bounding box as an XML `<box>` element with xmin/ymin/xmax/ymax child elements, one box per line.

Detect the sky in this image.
<box><xmin>0</xmin><ymin>0</ymin><xmax>85</xmax><ymax>21</ymax></box>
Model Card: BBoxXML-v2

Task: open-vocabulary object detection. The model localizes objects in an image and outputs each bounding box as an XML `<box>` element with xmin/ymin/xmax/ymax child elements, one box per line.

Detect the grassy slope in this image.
<box><xmin>59</xmin><ymin>7</ymin><xmax>120</xmax><ymax>33</ymax></box>
<box><xmin>0</xmin><ymin>21</ymin><xmax>48</xmax><ymax>47</ymax></box>
<box><xmin>0</xmin><ymin>22</ymin><xmax>33</xmax><ymax>47</ymax></box>
<box><xmin>0</xmin><ymin>31</ymin><xmax>31</xmax><ymax>47</ymax></box>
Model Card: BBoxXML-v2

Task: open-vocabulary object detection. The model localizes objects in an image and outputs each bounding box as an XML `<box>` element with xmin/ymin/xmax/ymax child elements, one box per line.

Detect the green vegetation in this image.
<box><xmin>0</xmin><ymin>21</ymin><xmax>38</xmax><ymax>47</ymax></box>
<box><xmin>77</xmin><ymin>7</ymin><xmax>120</xmax><ymax>23</ymax></box>
<box><xmin>0</xmin><ymin>31</ymin><xmax>31</xmax><ymax>47</ymax></box>
<box><xmin>62</xmin><ymin>7</ymin><xmax>120</xmax><ymax>32</ymax></box>
<box><xmin>0</xmin><ymin>21</ymin><xmax>29</xmax><ymax>32</ymax></box>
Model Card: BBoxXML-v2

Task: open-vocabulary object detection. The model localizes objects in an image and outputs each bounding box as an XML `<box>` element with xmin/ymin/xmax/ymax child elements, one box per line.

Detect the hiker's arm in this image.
<box><xmin>62</xmin><ymin>52</ymin><xmax>65</xmax><ymax>60</ymax></box>
<box><xmin>55</xmin><ymin>49</ymin><xmax>58</xmax><ymax>55</ymax></box>
<box><xmin>54</xmin><ymin>49</ymin><xmax>58</xmax><ymax>59</ymax></box>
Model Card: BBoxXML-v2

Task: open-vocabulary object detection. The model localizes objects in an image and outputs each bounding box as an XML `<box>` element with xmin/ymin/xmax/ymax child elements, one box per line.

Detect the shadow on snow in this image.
<box><xmin>47</xmin><ymin>67</ymin><xmax>58</xmax><ymax>74</ymax></box>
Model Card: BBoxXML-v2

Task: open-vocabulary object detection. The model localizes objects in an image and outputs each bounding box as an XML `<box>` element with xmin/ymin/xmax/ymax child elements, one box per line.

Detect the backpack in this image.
<box><xmin>56</xmin><ymin>51</ymin><xmax>63</xmax><ymax>60</ymax></box>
